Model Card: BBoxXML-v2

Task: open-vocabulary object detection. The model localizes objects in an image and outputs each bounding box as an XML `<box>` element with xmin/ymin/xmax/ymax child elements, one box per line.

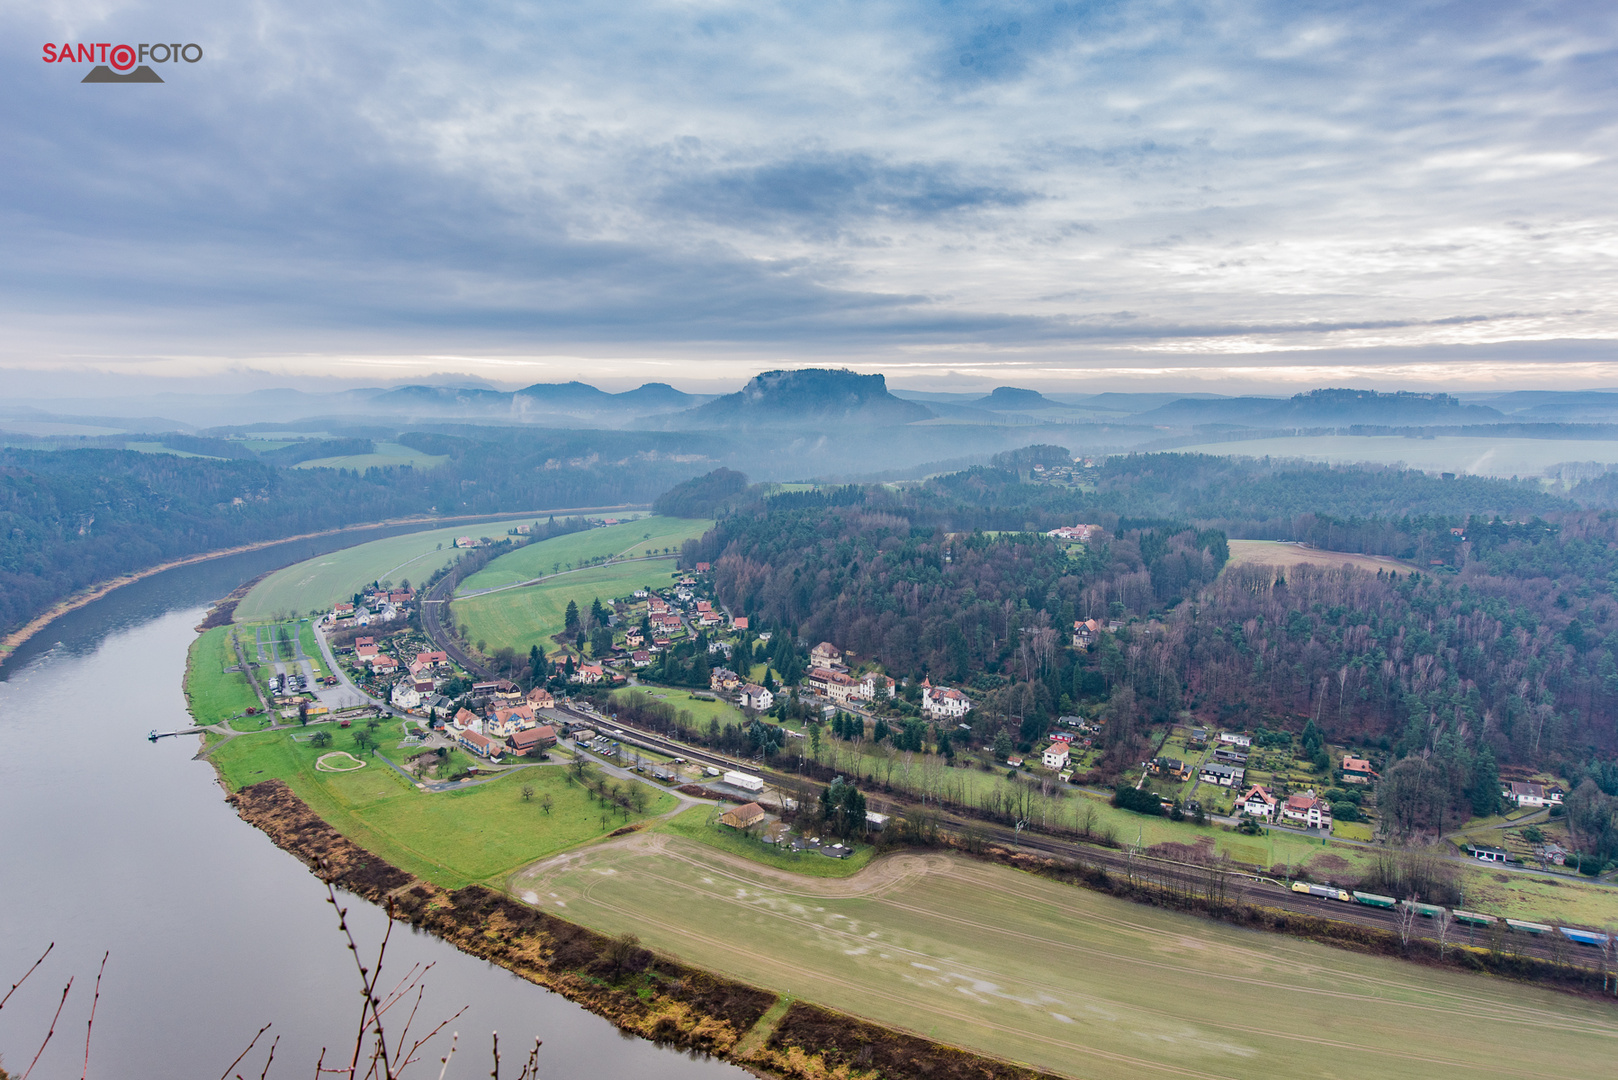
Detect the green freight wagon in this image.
<box><xmin>1409</xmin><ymin>902</ymin><xmax>1447</xmax><ymax>918</ymax></box>
<box><xmin>1352</xmin><ymin>891</ymin><xmax>1397</xmax><ymax>909</ymax></box>
<box><xmin>1452</xmin><ymin>910</ymin><xmax>1497</xmax><ymax>926</ymax></box>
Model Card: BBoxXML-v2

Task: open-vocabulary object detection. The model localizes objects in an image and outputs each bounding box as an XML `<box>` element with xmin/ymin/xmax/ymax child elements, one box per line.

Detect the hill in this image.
<box><xmin>974</xmin><ymin>386</ymin><xmax>1056</xmax><ymax>411</ymax></box>
<box><xmin>677</xmin><ymin>368</ymin><xmax>933</xmax><ymax>427</ymax></box>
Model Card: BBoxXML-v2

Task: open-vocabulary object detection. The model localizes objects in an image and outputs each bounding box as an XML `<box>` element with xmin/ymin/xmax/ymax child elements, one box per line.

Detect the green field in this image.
<box><xmin>209</xmin><ymin>725</ymin><xmax>677</xmax><ymax>889</ymax></box>
<box><xmin>613</xmin><ymin>688</ymin><xmax>749</xmax><ymax>728</ymax></box>
<box><xmin>456</xmin><ymin>516</ymin><xmax>710</xmax><ymax>593</ymax></box>
<box><xmin>1174</xmin><ymin>434</ymin><xmax>1618</xmax><ymax>479</ymax></box>
<box><xmin>236</xmin><ymin>516</ymin><xmax>555</xmax><ymax>620</ymax></box>
<box><xmin>185</xmin><ymin>627</ymin><xmax>261</xmax><ymax>725</ymax></box>
<box><xmin>519</xmin><ymin>840</ymin><xmax>1616</xmax><ymax>1080</ymax></box>
<box><xmin>657</xmin><ymin>806</ymin><xmax>874</xmax><ymax>878</ymax></box>
<box><xmin>297</xmin><ymin>622</ymin><xmax>328</xmax><ymax>677</ymax></box>
<box><xmin>293</xmin><ymin>441</ymin><xmax>451</xmax><ymax>471</ymax></box>
<box><xmin>453</xmin><ymin>559</ymin><xmax>682</xmax><ymax>655</ymax></box>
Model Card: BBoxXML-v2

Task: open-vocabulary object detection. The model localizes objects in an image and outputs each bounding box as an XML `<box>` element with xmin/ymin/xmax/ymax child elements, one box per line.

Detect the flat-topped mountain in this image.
<box><xmin>974</xmin><ymin>386</ymin><xmax>1056</xmax><ymax>411</ymax></box>
<box><xmin>678</xmin><ymin>368</ymin><xmax>934</xmax><ymax>426</ymax></box>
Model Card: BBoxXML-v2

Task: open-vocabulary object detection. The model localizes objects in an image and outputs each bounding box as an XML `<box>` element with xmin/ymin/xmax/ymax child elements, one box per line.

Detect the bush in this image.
<box><xmin>1112</xmin><ymin>785</ymin><xmax>1164</xmax><ymax>816</ymax></box>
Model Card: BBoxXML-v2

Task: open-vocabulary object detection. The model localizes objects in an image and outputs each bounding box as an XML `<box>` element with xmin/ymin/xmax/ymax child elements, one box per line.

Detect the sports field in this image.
<box><xmin>235</xmin><ymin>516</ymin><xmax>551</xmax><ymax>620</ymax></box>
<box><xmin>456</xmin><ymin>516</ymin><xmax>710</xmax><ymax>592</ymax></box>
<box><xmin>1225</xmin><ymin>539</ymin><xmax>1420</xmax><ymax>575</ymax></box>
<box><xmin>452</xmin><ymin>559</ymin><xmax>681</xmax><ymax>655</ymax></box>
<box><xmin>1175</xmin><ymin>434</ymin><xmax>1618</xmax><ymax>478</ymax></box>
<box><xmin>208</xmin><ymin>724</ymin><xmax>677</xmax><ymax>889</ymax></box>
<box><xmin>517</xmin><ymin>837</ymin><xmax>1617</xmax><ymax>1080</ymax></box>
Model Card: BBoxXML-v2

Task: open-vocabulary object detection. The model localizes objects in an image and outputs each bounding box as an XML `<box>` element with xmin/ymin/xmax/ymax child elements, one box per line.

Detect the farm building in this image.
<box><xmin>720</xmin><ymin>802</ymin><xmax>767</xmax><ymax>829</ymax></box>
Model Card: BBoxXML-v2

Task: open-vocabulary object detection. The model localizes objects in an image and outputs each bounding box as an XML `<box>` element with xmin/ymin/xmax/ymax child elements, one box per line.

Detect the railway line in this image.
<box><xmin>419</xmin><ymin>579</ymin><xmax>1611</xmax><ymax>974</ymax></box>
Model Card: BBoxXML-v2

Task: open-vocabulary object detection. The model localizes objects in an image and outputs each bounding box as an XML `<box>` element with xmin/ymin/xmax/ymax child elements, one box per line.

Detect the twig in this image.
<box><xmin>255</xmin><ymin>1035</ymin><xmax>280</xmax><ymax>1080</ymax></box>
<box><xmin>436</xmin><ymin>1032</ymin><xmax>459</xmax><ymax>1080</ymax></box>
<box><xmin>220</xmin><ymin>1023</ymin><xmax>273</xmax><ymax>1080</ymax></box>
<box><xmin>21</xmin><ymin>977</ymin><xmax>72</xmax><ymax>1080</ymax></box>
<box><xmin>491</xmin><ymin>1030</ymin><xmax>499</xmax><ymax>1079</ymax></box>
<box><xmin>80</xmin><ymin>951</ymin><xmax>108</xmax><ymax>1080</ymax></box>
<box><xmin>0</xmin><ymin>943</ymin><xmax>54</xmax><ymax>1013</ymax></box>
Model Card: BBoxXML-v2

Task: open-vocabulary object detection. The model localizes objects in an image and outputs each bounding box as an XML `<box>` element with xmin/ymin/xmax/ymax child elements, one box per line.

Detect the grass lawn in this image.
<box><xmin>656</xmin><ymin>806</ymin><xmax>875</xmax><ymax>878</ymax></box>
<box><xmin>236</xmin><ymin>515</ymin><xmax>551</xmax><ymax>620</ymax></box>
<box><xmin>614</xmin><ymin>687</ymin><xmax>748</xmax><ymax>728</ymax></box>
<box><xmin>209</xmin><ymin>726</ymin><xmax>676</xmax><ymax>889</ymax></box>
<box><xmin>185</xmin><ymin>628</ymin><xmax>261</xmax><ymax>725</ymax></box>
<box><xmin>452</xmin><ymin>560</ymin><xmax>682</xmax><ymax>655</ymax></box>
<box><xmin>456</xmin><ymin>516</ymin><xmax>709</xmax><ymax>592</ymax></box>
<box><xmin>293</xmin><ymin>441</ymin><xmax>450</xmax><ymax>471</ymax></box>
<box><xmin>518</xmin><ymin>842</ymin><xmax>1616</xmax><ymax>1080</ymax></box>
<box><xmin>297</xmin><ymin>621</ymin><xmax>328</xmax><ymax>677</ymax></box>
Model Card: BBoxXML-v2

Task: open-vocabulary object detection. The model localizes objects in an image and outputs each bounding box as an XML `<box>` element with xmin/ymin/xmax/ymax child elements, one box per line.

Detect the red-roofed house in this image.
<box><xmin>1236</xmin><ymin>784</ymin><xmax>1277</xmax><ymax>820</ymax></box>
<box><xmin>457</xmin><ymin>730</ymin><xmax>499</xmax><ymax>758</ymax></box>
<box><xmin>526</xmin><ymin>687</ymin><xmax>555</xmax><ymax>709</ymax></box>
<box><xmin>732</xmin><ymin>616</ymin><xmax>748</xmax><ymax>631</ymax></box>
<box><xmin>507</xmin><ymin>725</ymin><xmax>557</xmax><ymax>756</ymax></box>
<box><xmin>920</xmin><ymin>679</ymin><xmax>972</xmax><ymax>720</ymax></box>
<box><xmin>1281</xmin><ymin>790</ymin><xmax>1332</xmax><ymax>829</ymax></box>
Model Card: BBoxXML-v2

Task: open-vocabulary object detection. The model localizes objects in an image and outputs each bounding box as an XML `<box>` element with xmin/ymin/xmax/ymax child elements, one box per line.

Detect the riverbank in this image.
<box><xmin>0</xmin><ymin>504</ymin><xmax>648</xmax><ymax>661</ymax></box>
<box><xmin>226</xmin><ymin>779</ymin><xmax>1071</xmax><ymax>1080</ymax></box>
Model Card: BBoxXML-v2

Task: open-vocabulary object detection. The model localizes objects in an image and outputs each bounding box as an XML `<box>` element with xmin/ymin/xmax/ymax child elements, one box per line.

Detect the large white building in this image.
<box><xmin>921</xmin><ymin>679</ymin><xmax>972</xmax><ymax>720</ymax></box>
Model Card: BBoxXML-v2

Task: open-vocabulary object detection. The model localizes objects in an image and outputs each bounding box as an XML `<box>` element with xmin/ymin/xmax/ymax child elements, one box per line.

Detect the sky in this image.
<box><xmin>5</xmin><ymin>1</ymin><xmax>1617</xmax><ymax>395</ymax></box>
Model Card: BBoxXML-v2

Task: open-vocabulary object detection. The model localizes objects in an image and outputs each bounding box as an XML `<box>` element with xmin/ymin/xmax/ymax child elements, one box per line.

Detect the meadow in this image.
<box><xmin>1225</xmin><ymin>539</ymin><xmax>1421</xmax><ymax>575</ymax></box>
<box><xmin>1174</xmin><ymin>434</ymin><xmax>1618</xmax><ymax>478</ymax></box>
<box><xmin>452</xmin><ymin>559</ymin><xmax>682</xmax><ymax>655</ymax></box>
<box><xmin>293</xmin><ymin>440</ymin><xmax>450</xmax><ymax>471</ymax></box>
<box><xmin>235</xmin><ymin>515</ymin><xmax>553</xmax><ymax>620</ymax></box>
<box><xmin>185</xmin><ymin>627</ymin><xmax>261</xmax><ymax>725</ymax></box>
<box><xmin>456</xmin><ymin>515</ymin><xmax>711</xmax><ymax>592</ymax></box>
<box><xmin>208</xmin><ymin>723</ymin><xmax>676</xmax><ymax>889</ymax></box>
<box><xmin>518</xmin><ymin>839</ymin><xmax>1618</xmax><ymax>1080</ymax></box>
<box><xmin>657</xmin><ymin>806</ymin><xmax>875</xmax><ymax>878</ymax></box>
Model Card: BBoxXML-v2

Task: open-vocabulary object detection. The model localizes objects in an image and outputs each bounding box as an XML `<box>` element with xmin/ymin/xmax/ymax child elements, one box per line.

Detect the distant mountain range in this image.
<box><xmin>365</xmin><ymin>380</ymin><xmax>706</xmax><ymax>419</ymax></box>
<box><xmin>675</xmin><ymin>369</ymin><xmax>934</xmax><ymax>428</ymax></box>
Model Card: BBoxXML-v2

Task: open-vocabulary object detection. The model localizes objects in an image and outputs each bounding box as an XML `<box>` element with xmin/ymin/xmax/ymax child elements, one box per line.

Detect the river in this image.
<box><xmin>0</xmin><ymin>533</ymin><xmax>747</xmax><ymax>1079</ymax></box>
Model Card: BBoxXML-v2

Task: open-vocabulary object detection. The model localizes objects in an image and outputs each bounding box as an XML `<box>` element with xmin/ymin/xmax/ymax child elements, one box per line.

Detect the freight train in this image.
<box><xmin>1288</xmin><ymin>881</ymin><xmax>1610</xmax><ymax>947</ymax></box>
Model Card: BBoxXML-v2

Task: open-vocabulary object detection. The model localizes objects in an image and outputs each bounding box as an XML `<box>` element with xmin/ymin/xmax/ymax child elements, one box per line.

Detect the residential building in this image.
<box><xmin>456</xmin><ymin>729</ymin><xmax>499</xmax><ymax>758</ymax></box>
<box><xmin>1341</xmin><ymin>755</ymin><xmax>1377</xmax><ymax>783</ymax></box>
<box><xmin>1071</xmin><ymin>618</ymin><xmax>1104</xmax><ymax>647</ymax></box>
<box><xmin>631</xmin><ymin>649</ymin><xmax>652</xmax><ymax>667</ymax></box>
<box><xmin>859</xmin><ymin>672</ymin><xmax>897</xmax><ymax>700</ymax></box>
<box><xmin>572</xmin><ymin>664</ymin><xmax>607</xmax><ymax>685</ymax></box>
<box><xmin>1281</xmin><ymin>790</ymin><xmax>1332</xmax><ymax>829</ymax></box>
<box><xmin>1198</xmin><ymin>762</ymin><xmax>1244</xmax><ymax>787</ymax></box>
<box><xmin>1236</xmin><ymin>784</ymin><xmax>1277</xmax><ymax>819</ymax></box>
<box><xmin>739</xmin><ymin>684</ymin><xmax>774</xmax><ymax>711</ymax></box>
<box><xmin>1212</xmin><ymin>747</ymin><xmax>1248</xmax><ymax>766</ymax></box>
<box><xmin>1504</xmin><ymin>781</ymin><xmax>1563</xmax><ymax>807</ymax></box>
<box><xmin>732</xmin><ymin>616</ymin><xmax>748</xmax><ymax>631</ymax></box>
<box><xmin>1149</xmin><ymin>757</ymin><xmax>1190</xmax><ymax>781</ymax></box>
<box><xmin>1046</xmin><ymin>524</ymin><xmax>1097</xmax><ymax>542</ymax></box>
<box><xmin>1218</xmin><ymin>732</ymin><xmax>1252</xmax><ymax>748</ymax></box>
<box><xmin>390</xmin><ymin>683</ymin><xmax>422</xmax><ymax>710</ymax></box>
<box><xmin>810</xmin><ymin>642</ymin><xmax>843</xmax><ymax>671</ymax></box>
<box><xmin>710</xmin><ymin>666</ymin><xmax>741</xmax><ymax>692</ymax></box>
<box><xmin>526</xmin><ymin>687</ymin><xmax>555</xmax><ymax>710</ymax></box>
<box><xmin>920</xmin><ymin>679</ymin><xmax>972</xmax><ymax>720</ymax></box>
<box><xmin>1042</xmin><ymin>742</ymin><xmax>1071</xmax><ymax>770</ymax></box>
<box><xmin>451</xmin><ymin>707</ymin><xmax>483</xmax><ymax>733</ymax></box>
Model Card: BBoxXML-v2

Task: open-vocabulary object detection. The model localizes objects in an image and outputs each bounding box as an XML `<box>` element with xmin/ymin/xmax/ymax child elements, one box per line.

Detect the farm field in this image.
<box><xmin>235</xmin><ymin>515</ymin><xmax>547</xmax><ymax>620</ymax></box>
<box><xmin>208</xmin><ymin>725</ymin><xmax>676</xmax><ymax>889</ymax></box>
<box><xmin>518</xmin><ymin>838</ymin><xmax>1617</xmax><ymax>1080</ymax></box>
<box><xmin>293</xmin><ymin>440</ymin><xmax>450</xmax><ymax>470</ymax></box>
<box><xmin>185</xmin><ymin>627</ymin><xmax>261</xmax><ymax>725</ymax></box>
<box><xmin>453</xmin><ymin>559</ymin><xmax>681</xmax><ymax>655</ymax></box>
<box><xmin>457</xmin><ymin>515</ymin><xmax>708</xmax><ymax>592</ymax></box>
<box><xmin>1174</xmin><ymin>434</ymin><xmax>1618</xmax><ymax>478</ymax></box>
<box><xmin>1225</xmin><ymin>539</ymin><xmax>1421</xmax><ymax>575</ymax></box>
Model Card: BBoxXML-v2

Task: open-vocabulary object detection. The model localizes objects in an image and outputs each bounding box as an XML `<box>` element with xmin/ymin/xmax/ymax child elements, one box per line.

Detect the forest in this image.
<box><xmin>678</xmin><ymin>462</ymin><xmax>1618</xmax><ymax>846</ymax></box>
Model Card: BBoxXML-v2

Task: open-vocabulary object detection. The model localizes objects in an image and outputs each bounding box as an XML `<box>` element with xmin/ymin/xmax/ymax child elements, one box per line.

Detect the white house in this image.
<box><xmin>810</xmin><ymin>642</ymin><xmax>843</xmax><ymax>671</ymax></box>
<box><xmin>1281</xmin><ymin>790</ymin><xmax>1332</xmax><ymax>829</ymax></box>
<box><xmin>921</xmin><ymin>679</ymin><xmax>972</xmax><ymax>720</ymax></box>
<box><xmin>1218</xmin><ymin>732</ymin><xmax>1252</xmax><ymax>748</ymax></box>
<box><xmin>1041</xmin><ymin>742</ymin><xmax>1071</xmax><ymax>770</ymax></box>
<box><xmin>1504</xmin><ymin>782</ymin><xmax>1562</xmax><ymax>808</ymax></box>
<box><xmin>1236</xmin><ymin>784</ymin><xmax>1277</xmax><ymax>820</ymax></box>
<box><xmin>389</xmin><ymin>683</ymin><xmax>422</xmax><ymax>710</ymax></box>
<box><xmin>739</xmin><ymin>684</ymin><xmax>774</xmax><ymax>711</ymax></box>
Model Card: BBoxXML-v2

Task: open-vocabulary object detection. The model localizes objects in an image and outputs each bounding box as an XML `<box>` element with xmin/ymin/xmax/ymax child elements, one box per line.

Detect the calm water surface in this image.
<box><xmin>0</xmin><ymin>535</ymin><xmax>745</xmax><ymax>1079</ymax></box>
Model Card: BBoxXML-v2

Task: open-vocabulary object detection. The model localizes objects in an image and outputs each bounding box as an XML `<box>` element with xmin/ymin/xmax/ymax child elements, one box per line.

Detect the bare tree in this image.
<box><xmin>1434</xmin><ymin>907</ymin><xmax>1453</xmax><ymax>960</ymax></box>
<box><xmin>1396</xmin><ymin>897</ymin><xmax>1419</xmax><ymax>951</ymax></box>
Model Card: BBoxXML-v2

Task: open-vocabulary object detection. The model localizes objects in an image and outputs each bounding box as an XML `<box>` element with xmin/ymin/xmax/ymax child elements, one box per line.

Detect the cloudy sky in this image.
<box><xmin>5</xmin><ymin>1</ymin><xmax>1617</xmax><ymax>393</ymax></box>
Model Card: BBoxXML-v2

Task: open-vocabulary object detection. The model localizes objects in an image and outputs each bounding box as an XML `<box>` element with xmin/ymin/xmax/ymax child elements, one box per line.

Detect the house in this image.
<box><xmin>333</xmin><ymin>602</ymin><xmax>355</xmax><ymax>616</ymax></box>
<box><xmin>696</xmin><ymin>600</ymin><xmax>713</xmax><ymax>613</ymax></box>
<box><xmin>920</xmin><ymin>679</ymin><xmax>972</xmax><ymax>720</ymax></box>
<box><xmin>472</xmin><ymin>681</ymin><xmax>501</xmax><ymax>697</ymax></box>
<box><xmin>414</xmin><ymin>650</ymin><xmax>448</xmax><ymax>669</ymax></box>
<box><xmin>719</xmin><ymin>802</ymin><xmax>767</xmax><ymax>829</ymax></box>
<box><xmin>710</xmin><ymin>666</ymin><xmax>741</xmax><ymax>692</ymax></box>
<box><xmin>1042</xmin><ymin>742</ymin><xmax>1071</xmax><ymax>770</ymax></box>
<box><xmin>507</xmin><ymin>725</ymin><xmax>557</xmax><ymax>756</ymax></box>
<box><xmin>632</xmin><ymin>649</ymin><xmax>652</xmax><ymax>667</ymax></box>
<box><xmin>490</xmin><ymin>679</ymin><xmax>522</xmax><ymax>701</ymax></box>
<box><xmin>1341</xmin><ymin>755</ymin><xmax>1377</xmax><ymax>783</ymax></box>
<box><xmin>808</xmin><ymin>668</ymin><xmax>860</xmax><ymax>704</ymax></box>
<box><xmin>486</xmin><ymin>704</ymin><xmax>536</xmax><ymax>738</ymax></box>
<box><xmin>1149</xmin><ymin>757</ymin><xmax>1190</xmax><ymax>781</ymax></box>
<box><xmin>1212</xmin><ymin>747</ymin><xmax>1248</xmax><ymax>766</ymax></box>
<box><xmin>456</xmin><ymin>729</ymin><xmax>499</xmax><ymax>758</ymax></box>
<box><xmin>451</xmin><ymin>707</ymin><xmax>483</xmax><ymax>733</ymax></box>
<box><xmin>1236</xmin><ymin>784</ymin><xmax>1278</xmax><ymax>819</ymax></box>
<box><xmin>1046</xmin><ymin>524</ymin><xmax>1097</xmax><ymax>542</ymax></box>
<box><xmin>526</xmin><ymin>687</ymin><xmax>555</xmax><ymax>710</ymax></box>
<box><xmin>1281</xmin><ymin>790</ymin><xmax>1332</xmax><ymax>829</ymax></box>
<box><xmin>624</xmin><ymin>628</ymin><xmax>644</xmax><ymax>648</ymax></box>
<box><xmin>695</xmin><ymin>561</ymin><xmax>711</xmax><ymax>573</ymax></box>
<box><xmin>732</xmin><ymin>616</ymin><xmax>748</xmax><ymax>631</ymax></box>
<box><xmin>1504</xmin><ymin>781</ymin><xmax>1562</xmax><ymax>807</ymax></box>
<box><xmin>370</xmin><ymin>655</ymin><xmax>399</xmax><ymax>674</ymax></box>
<box><xmin>649</xmin><ymin>598</ymin><xmax>669</xmax><ymax>614</ymax></box>
<box><xmin>739</xmin><ymin>684</ymin><xmax>774</xmax><ymax>711</ymax></box>
<box><xmin>1071</xmin><ymin>618</ymin><xmax>1104</xmax><ymax>647</ymax></box>
<box><xmin>355</xmin><ymin>637</ymin><xmax>379</xmax><ymax>659</ymax></box>
<box><xmin>810</xmin><ymin>642</ymin><xmax>843</xmax><ymax>671</ymax></box>
<box><xmin>859</xmin><ymin>672</ymin><xmax>897</xmax><ymax>700</ymax></box>
<box><xmin>1198</xmin><ymin>762</ymin><xmax>1244</xmax><ymax>787</ymax></box>
<box><xmin>572</xmin><ymin>664</ymin><xmax>607</xmax><ymax>685</ymax></box>
<box><xmin>390</xmin><ymin>683</ymin><xmax>422</xmax><ymax>710</ymax></box>
<box><xmin>1218</xmin><ymin>732</ymin><xmax>1252</xmax><ymax>748</ymax></box>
